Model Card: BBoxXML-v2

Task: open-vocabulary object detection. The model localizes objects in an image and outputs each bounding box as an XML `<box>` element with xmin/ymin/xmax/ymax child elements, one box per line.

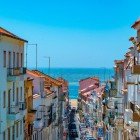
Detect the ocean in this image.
<box><xmin>37</xmin><ymin>68</ymin><xmax>114</xmax><ymax>99</ymax></box>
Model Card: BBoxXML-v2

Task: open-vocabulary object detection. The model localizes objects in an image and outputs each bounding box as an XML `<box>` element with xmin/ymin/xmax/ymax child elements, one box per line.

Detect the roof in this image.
<box><xmin>124</xmin><ymin>52</ymin><xmax>131</xmax><ymax>58</ymax></box>
<box><xmin>79</xmin><ymin>77</ymin><xmax>99</xmax><ymax>82</ymax></box>
<box><xmin>44</xmin><ymin>88</ymin><xmax>52</xmax><ymax>94</ymax></box>
<box><xmin>129</xmin><ymin>46</ymin><xmax>134</xmax><ymax>50</ymax></box>
<box><xmin>0</xmin><ymin>27</ymin><xmax>28</xmax><ymax>42</ymax></box>
<box><xmin>94</xmin><ymin>86</ymin><xmax>105</xmax><ymax>97</ymax></box>
<box><xmin>27</xmin><ymin>70</ymin><xmax>44</xmax><ymax>78</ymax></box>
<box><xmin>131</xmin><ymin>19</ymin><xmax>140</xmax><ymax>29</ymax></box>
<box><xmin>31</xmin><ymin>70</ymin><xmax>62</xmax><ymax>86</ymax></box>
<box><xmin>114</xmin><ymin>60</ymin><xmax>124</xmax><ymax>64</ymax></box>
<box><xmin>79</xmin><ymin>77</ymin><xmax>99</xmax><ymax>92</ymax></box>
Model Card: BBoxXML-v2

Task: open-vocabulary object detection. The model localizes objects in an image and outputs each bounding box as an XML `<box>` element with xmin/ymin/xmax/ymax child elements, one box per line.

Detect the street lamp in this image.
<box><xmin>44</xmin><ymin>56</ymin><xmax>51</xmax><ymax>75</ymax></box>
<box><xmin>26</xmin><ymin>43</ymin><xmax>38</xmax><ymax>70</ymax></box>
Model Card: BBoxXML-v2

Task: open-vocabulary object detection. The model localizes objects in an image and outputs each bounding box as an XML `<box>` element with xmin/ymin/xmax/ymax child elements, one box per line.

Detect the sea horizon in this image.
<box><xmin>30</xmin><ymin>67</ymin><xmax>114</xmax><ymax>99</ymax></box>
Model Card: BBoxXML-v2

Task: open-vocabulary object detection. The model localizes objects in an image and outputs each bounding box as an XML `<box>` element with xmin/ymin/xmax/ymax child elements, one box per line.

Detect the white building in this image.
<box><xmin>27</xmin><ymin>70</ymin><xmax>61</xmax><ymax>140</ymax></box>
<box><xmin>0</xmin><ymin>27</ymin><xmax>27</xmax><ymax>140</ymax></box>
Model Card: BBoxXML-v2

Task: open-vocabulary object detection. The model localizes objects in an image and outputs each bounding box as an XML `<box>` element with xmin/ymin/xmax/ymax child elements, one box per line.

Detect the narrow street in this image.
<box><xmin>68</xmin><ymin>99</ymin><xmax>96</xmax><ymax>140</ymax></box>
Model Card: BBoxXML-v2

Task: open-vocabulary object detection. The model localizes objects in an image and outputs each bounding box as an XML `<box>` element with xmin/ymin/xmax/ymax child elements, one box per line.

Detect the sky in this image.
<box><xmin>0</xmin><ymin>0</ymin><xmax>140</xmax><ymax>68</ymax></box>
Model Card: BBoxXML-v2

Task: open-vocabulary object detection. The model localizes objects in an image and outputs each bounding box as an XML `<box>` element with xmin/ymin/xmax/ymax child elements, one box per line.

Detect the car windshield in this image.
<box><xmin>69</xmin><ymin>124</ymin><xmax>76</xmax><ymax>129</ymax></box>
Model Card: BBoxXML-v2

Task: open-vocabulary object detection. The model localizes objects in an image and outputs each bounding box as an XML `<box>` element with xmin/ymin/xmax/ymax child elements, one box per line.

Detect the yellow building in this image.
<box><xmin>24</xmin><ymin>77</ymin><xmax>36</xmax><ymax>140</ymax></box>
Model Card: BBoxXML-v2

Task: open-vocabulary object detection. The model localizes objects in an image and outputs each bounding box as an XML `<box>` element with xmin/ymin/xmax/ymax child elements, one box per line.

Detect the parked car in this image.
<box><xmin>68</xmin><ymin>123</ymin><xmax>76</xmax><ymax>129</ymax></box>
<box><xmin>71</xmin><ymin>107</ymin><xmax>76</xmax><ymax>113</ymax></box>
<box><xmin>69</xmin><ymin>124</ymin><xmax>78</xmax><ymax>138</ymax></box>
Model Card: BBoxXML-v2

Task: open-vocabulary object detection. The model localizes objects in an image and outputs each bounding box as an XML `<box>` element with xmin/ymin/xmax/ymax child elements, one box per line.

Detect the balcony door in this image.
<box><xmin>16</xmin><ymin>88</ymin><xmax>19</xmax><ymax>105</ymax></box>
<box><xmin>8</xmin><ymin>90</ymin><xmax>11</xmax><ymax>113</ymax></box>
<box><xmin>8</xmin><ymin>128</ymin><xmax>10</xmax><ymax>140</ymax></box>
<box><xmin>8</xmin><ymin>52</ymin><xmax>11</xmax><ymax>68</ymax></box>
<box><xmin>13</xmin><ymin>52</ymin><xmax>15</xmax><ymax>68</ymax></box>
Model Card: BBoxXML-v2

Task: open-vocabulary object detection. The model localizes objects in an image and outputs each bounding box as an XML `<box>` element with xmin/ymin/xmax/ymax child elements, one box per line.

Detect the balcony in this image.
<box><xmin>34</xmin><ymin>119</ymin><xmax>43</xmax><ymax>130</ymax></box>
<box><xmin>115</xmin><ymin>118</ymin><xmax>124</xmax><ymax>130</ymax></box>
<box><xmin>126</xmin><ymin>75</ymin><xmax>135</xmax><ymax>84</ymax></box>
<box><xmin>131</xmin><ymin>65</ymin><xmax>140</xmax><ymax>74</ymax></box>
<box><xmin>7</xmin><ymin>105</ymin><xmax>21</xmax><ymax>120</ymax></box>
<box><xmin>109</xmin><ymin>118</ymin><xmax>115</xmax><ymax>127</ymax></box>
<box><xmin>109</xmin><ymin>89</ymin><xmax>117</xmax><ymax>97</ymax></box>
<box><xmin>7</xmin><ymin>67</ymin><xmax>26</xmax><ymax>81</ymax></box>
<box><xmin>19</xmin><ymin>102</ymin><xmax>27</xmax><ymax>115</ymax></box>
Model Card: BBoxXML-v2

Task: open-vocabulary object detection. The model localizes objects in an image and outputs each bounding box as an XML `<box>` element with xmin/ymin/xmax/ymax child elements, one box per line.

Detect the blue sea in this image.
<box><xmin>37</xmin><ymin>68</ymin><xmax>114</xmax><ymax>99</ymax></box>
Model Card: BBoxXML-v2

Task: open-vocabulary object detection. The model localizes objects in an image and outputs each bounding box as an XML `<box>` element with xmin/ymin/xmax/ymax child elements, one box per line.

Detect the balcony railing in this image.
<box><xmin>7</xmin><ymin>67</ymin><xmax>26</xmax><ymax>76</ymax></box>
<box><xmin>8</xmin><ymin>105</ymin><xmax>19</xmax><ymax>114</ymax></box>
<box><xmin>131</xmin><ymin>65</ymin><xmax>140</xmax><ymax>74</ymax></box>
<box><xmin>115</xmin><ymin>118</ymin><xmax>124</xmax><ymax>129</ymax></box>
<box><xmin>19</xmin><ymin>102</ymin><xmax>26</xmax><ymax>110</ymax></box>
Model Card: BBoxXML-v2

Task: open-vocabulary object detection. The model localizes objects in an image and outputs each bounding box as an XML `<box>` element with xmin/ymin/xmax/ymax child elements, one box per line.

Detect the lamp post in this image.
<box><xmin>44</xmin><ymin>56</ymin><xmax>51</xmax><ymax>75</ymax></box>
<box><xmin>26</xmin><ymin>43</ymin><xmax>38</xmax><ymax>70</ymax></box>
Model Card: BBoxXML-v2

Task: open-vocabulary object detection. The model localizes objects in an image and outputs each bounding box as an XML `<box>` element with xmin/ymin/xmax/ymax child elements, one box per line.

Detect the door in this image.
<box><xmin>8</xmin><ymin>52</ymin><xmax>11</xmax><ymax>68</ymax></box>
<box><xmin>16</xmin><ymin>88</ymin><xmax>19</xmax><ymax>105</ymax></box>
<box><xmin>8</xmin><ymin>90</ymin><xmax>11</xmax><ymax>113</ymax></box>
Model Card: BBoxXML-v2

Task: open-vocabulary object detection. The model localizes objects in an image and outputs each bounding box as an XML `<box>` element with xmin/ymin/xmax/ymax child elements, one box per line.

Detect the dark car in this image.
<box><xmin>68</xmin><ymin>123</ymin><xmax>78</xmax><ymax>138</ymax></box>
<box><xmin>68</xmin><ymin>123</ymin><xmax>76</xmax><ymax>129</ymax></box>
<box><xmin>71</xmin><ymin>108</ymin><xmax>76</xmax><ymax>114</ymax></box>
<box><xmin>69</xmin><ymin>129</ymin><xmax>78</xmax><ymax>138</ymax></box>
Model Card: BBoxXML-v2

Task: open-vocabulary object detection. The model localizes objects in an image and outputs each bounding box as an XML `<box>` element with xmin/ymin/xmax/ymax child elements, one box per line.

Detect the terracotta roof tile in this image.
<box><xmin>0</xmin><ymin>27</ymin><xmax>28</xmax><ymax>42</ymax></box>
<box><xmin>131</xmin><ymin>19</ymin><xmax>140</xmax><ymax>28</ymax></box>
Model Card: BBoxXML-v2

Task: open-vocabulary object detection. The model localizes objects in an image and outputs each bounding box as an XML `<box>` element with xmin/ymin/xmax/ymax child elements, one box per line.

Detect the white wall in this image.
<box><xmin>0</xmin><ymin>36</ymin><xmax>25</xmax><ymax>140</ymax></box>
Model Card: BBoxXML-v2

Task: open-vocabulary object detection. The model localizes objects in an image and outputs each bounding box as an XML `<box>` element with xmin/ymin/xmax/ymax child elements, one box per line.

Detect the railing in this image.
<box><xmin>28</xmin><ymin>109</ymin><xmax>37</xmax><ymax>113</ymax></box>
<box><xmin>126</xmin><ymin>74</ymin><xmax>134</xmax><ymax>83</ymax></box>
<box><xmin>19</xmin><ymin>102</ymin><xmax>26</xmax><ymax>110</ymax></box>
<box><xmin>8</xmin><ymin>105</ymin><xmax>19</xmax><ymax>114</ymax></box>
<box><xmin>7</xmin><ymin>67</ymin><xmax>26</xmax><ymax>76</ymax></box>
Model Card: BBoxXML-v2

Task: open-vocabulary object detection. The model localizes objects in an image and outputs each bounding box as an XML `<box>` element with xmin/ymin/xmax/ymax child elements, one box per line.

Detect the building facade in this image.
<box><xmin>0</xmin><ymin>27</ymin><xmax>27</xmax><ymax>140</ymax></box>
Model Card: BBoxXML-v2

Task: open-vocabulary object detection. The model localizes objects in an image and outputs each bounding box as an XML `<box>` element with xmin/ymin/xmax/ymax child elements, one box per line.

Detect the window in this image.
<box><xmin>13</xmin><ymin>83</ymin><xmax>15</xmax><ymax>102</ymax></box>
<box><xmin>20</xmin><ymin>121</ymin><xmax>22</xmax><ymax>135</ymax></box>
<box><xmin>12</xmin><ymin>126</ymin><xmax>15</xmax><ymax>140</ymax></box>
<box><xmin>13</xmin><ymin>52</ymin><xmax>15</xmax><ymax>68</ymax></box>
<box><xmin>21</xmin><ymin>53</ymin><xmax>23</xmax><ymax>67</ymax></box>
<box><xmin>3</xmin><ymin>91</ymin><xmax>6</xmax><ymax>108</ymax></box>
<box><xmin>20</xmin><ymin>87</ymin><xmax>22</xmax><ymax>101</ymax></box>
<box><xmin>8</xmin><ymin>52</ymin><xmax>11</xmax><ymax>68</ymax></box>
<box><xmin>16</xmin><ymin>122</ymin><xmax>18</xmax><ymax>138</ymax></box>
<box><xmin>3</xmin><ymin>131</ymin><xmax>6</xmax><ymax>140</ymax></box>
<box><xmin>8</xmin><ymin>128</ymin><xmax>10</xmax><ymax>140</ymax></box>
<box><xmin>3</xmin><ymin>51</ymin><xmax>6</xmax><ymax>67</ymax></box>
<box><xmin>17</xmin><ymin>53</ymin><xmax>19</xmax><ymax>67</ymax></box>
<box><xmin>16</xmin><ymin>88</ymin><xmax>19</xmax><ymax>104</ymax></box>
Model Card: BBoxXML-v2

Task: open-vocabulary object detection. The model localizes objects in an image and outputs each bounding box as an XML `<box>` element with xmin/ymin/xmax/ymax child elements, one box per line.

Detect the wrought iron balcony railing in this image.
<box><xmin>7</xmin><ymin>67</ymin><xmax>26</xmax><ymax>76</ymax></box>
<box><xmin>8</xmin><ymin>105</ymin><xmax>19</xmax><ymax>114</ymax></box>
